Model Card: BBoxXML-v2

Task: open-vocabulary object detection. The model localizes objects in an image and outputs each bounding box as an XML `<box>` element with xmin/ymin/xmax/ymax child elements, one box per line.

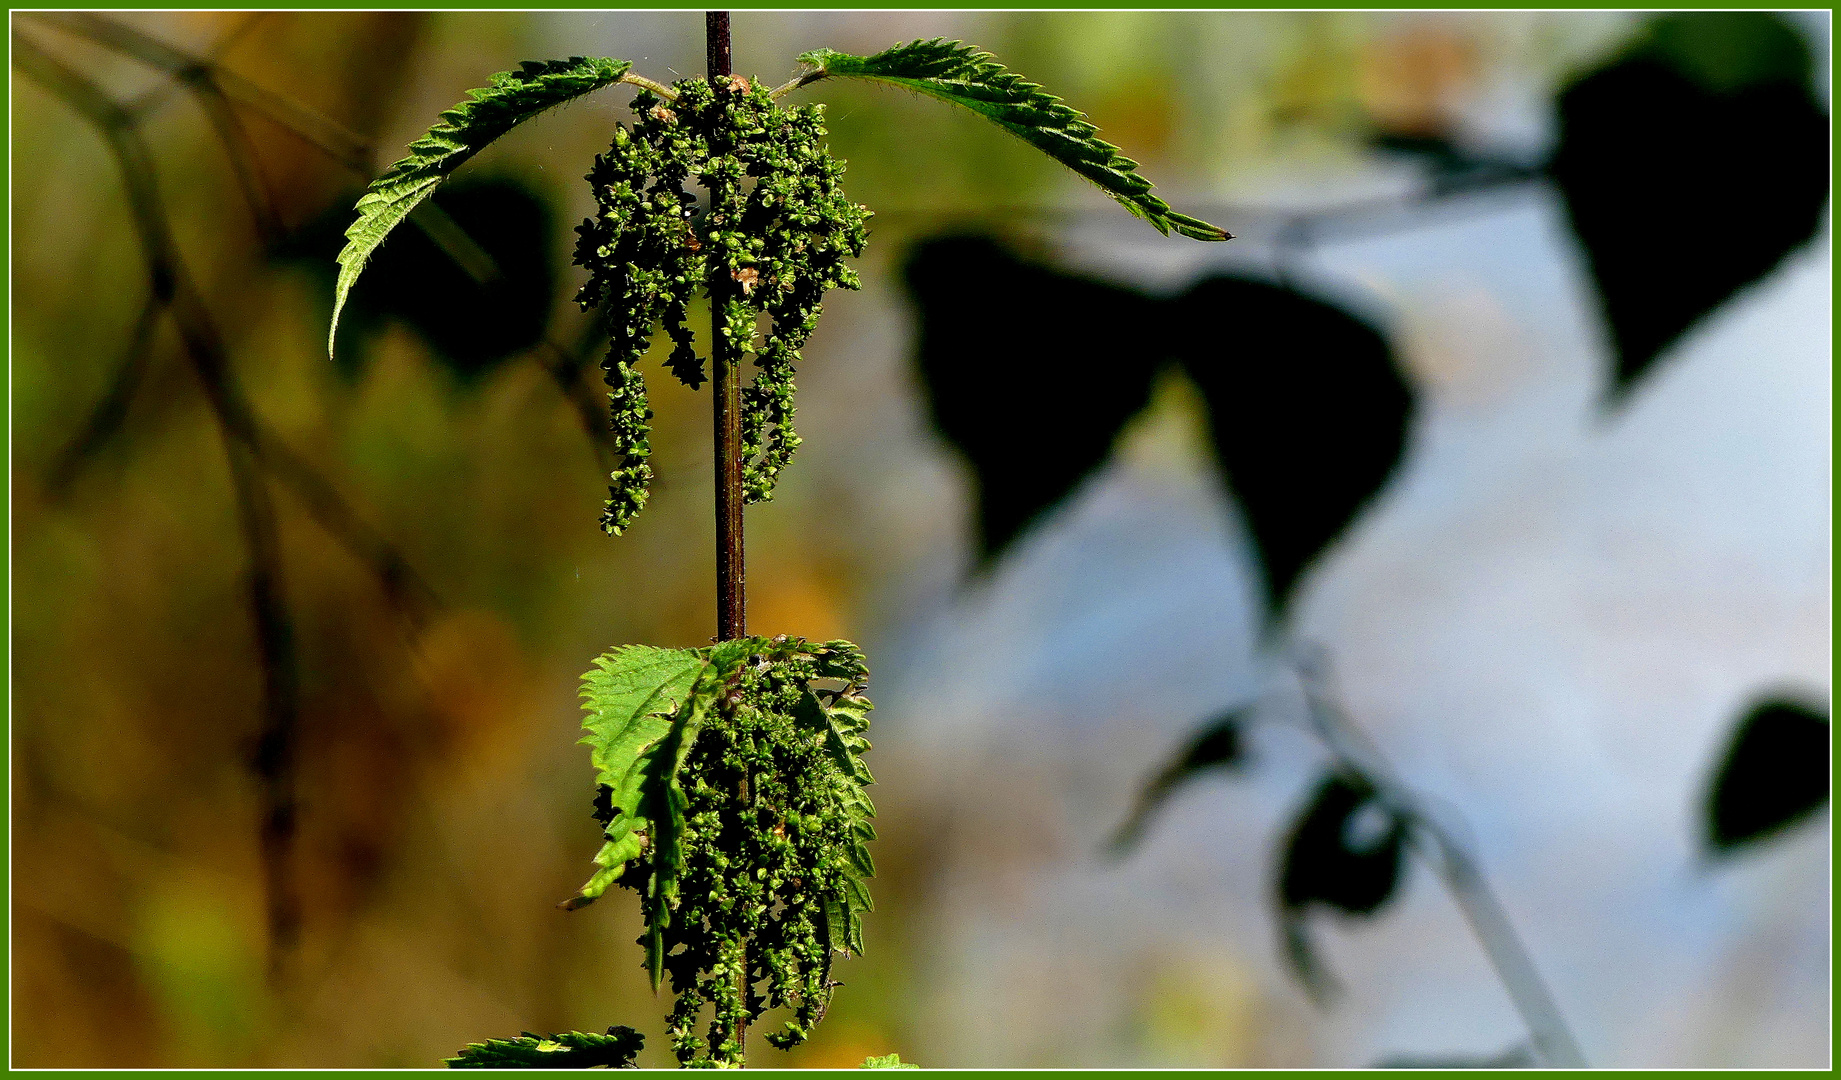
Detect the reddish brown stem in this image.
<box><xmin>708</xmin><ymin>9</ymin><xmax>745</xmax><ymax>645</ymax></box>
<box><xmin>706</xmin><ymin>9</ymin><xmax>751</xmax><ymax>1063</ymax></box>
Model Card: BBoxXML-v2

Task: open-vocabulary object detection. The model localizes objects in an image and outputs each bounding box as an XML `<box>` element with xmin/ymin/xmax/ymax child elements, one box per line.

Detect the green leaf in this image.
<box><xmin>447</xmin><ymin>1026</ymin><xmax>644</xmax><ymax>1068</ymax></box>
<box><xmin>567</xmin><ymin>635</ymin><xmax>882</xmax><ymax>1027</ymax></box>
<box><xmin>580</xmin><ymin>646</ymin><xmax>706</xmax><ymax>791</ymax></box>
<box><xmin>330</xmin><ymin>56</ymin><xmax>633</xmax><ymax>355</ymax></box>
<box><xmin>563</xmin><ymin>838</ymin><xmax>631</xmax><ymax>911</ymax></box>
<box><xmin>861</xmin><ymin>1052</ymin><xmax>919</xmax><ymax>1069</ymax></box>
<box><xmin>564</xmin><ymin>645</ymin><xmax>707</xmax><ymax>910</ymax></box>
<box><xmin>792</xmin><ymin>685</ymin><xmax>877</xmax><ymax>955</ymax></box>
<box><xmin>640</xmin><ymin>668</ymin><xmax>722</xmax><ymax>990</ymax></box>
<box><xmin>795</xmin><ymin>40</ymin><xmax>1228</xmax><ymax>242</ymax></box>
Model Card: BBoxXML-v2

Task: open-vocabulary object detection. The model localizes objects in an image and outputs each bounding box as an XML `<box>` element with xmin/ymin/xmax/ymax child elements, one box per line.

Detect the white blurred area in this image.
<box><xmin>849</xmin><ymin>49</ymin><xmax>1832</xmax><ymax>1075</ymax></box>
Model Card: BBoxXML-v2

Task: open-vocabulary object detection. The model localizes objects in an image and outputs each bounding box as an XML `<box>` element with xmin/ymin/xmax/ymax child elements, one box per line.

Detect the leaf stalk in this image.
<box><xmin>621</xmin><ymin>71</ymin><xmax>679</xmax><ymax>101</ymax></box>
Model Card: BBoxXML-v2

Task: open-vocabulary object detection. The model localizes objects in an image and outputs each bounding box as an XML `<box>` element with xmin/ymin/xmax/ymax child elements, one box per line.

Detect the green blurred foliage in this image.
<box><xmin>1638</xmin><ymin>10</ymin><xmax>1812</xmax><ymax>94</ymax></box>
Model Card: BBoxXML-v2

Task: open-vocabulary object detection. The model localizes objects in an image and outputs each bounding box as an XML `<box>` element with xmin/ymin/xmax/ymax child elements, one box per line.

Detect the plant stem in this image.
<box><xmin>1292</xmin><ymin>647</ymin><xmax>1587</xmax><ymax>1069</ymax></box>
<box><xmin>620</xmin><ymin>72</ymin><xmax>680</xmax><ymax>101</ymax></box>
<box><xmin>706</xmin><ymin>10</ymin><xmax>750</xmax><ymax>1064</ymax></box>
<box><xmin>707</xmin><ymin>9</ymin><xmax>745</xmax><ymax>646</ymax></box>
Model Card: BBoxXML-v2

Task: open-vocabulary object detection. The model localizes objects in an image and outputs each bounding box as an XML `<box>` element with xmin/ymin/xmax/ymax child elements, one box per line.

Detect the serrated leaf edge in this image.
<box><xmin>796</xmin><ymin>40</ymin><xmax>1229</xmax><ymax>242</ymax></box>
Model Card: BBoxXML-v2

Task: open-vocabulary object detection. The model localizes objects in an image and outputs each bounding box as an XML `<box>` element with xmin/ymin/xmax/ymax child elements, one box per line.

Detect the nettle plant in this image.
<box><xmin>329</xmin><ymin>14</ymin><xmax>1223</xmax><ymax>1069</ymax></box>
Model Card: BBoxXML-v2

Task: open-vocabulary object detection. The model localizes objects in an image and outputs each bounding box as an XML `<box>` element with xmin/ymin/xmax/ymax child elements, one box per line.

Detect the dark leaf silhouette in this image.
<box><xmin>902</xmin><ymin>235</ymin><xmax>1411</xmax><ymax>613</ymax></box>
<box><xmin>1551</xmin><ymin>11</ymin><xmax>1827</xmax><ymax>399</ymax></box>
<box><xmin>281</xmin><ymin>176</ymin><xmax>556</xmax><ymax>382</ymax></box>
<box><xmin>1173</xmin><ymin>277</ymin><xmax>1408</xmax><ymax>609</ymax></box>
<box><xmin>1277</xmin><ymin>772</ymin><xmax>1408</xmax><ymax>998</ymax></box>
<box><xmin>1108</xmin><ymin>710</ymin><xmax>1244</xmax><ymax>854</ymax></box>
<box><xmin>903</xmin><ymin>234</ymin><xmax>1163</xmax><ymax>559</ymax></box>
<box><xmin>1280</xmin><ymin>772</ymin><xmax>1407</xmax><ymax>914</ymax></box>
<box><xmin>1705</xmin><ymin>697</ymin><xmax>1829</xmax><ymax>854</ymax></box>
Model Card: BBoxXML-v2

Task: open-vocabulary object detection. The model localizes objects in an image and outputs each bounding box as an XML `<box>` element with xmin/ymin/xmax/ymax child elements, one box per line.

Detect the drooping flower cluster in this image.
<box><xmin>573</xmin><ymin>637</ymin><xmax>876</xmax><ymax>1067</ymax></box>
<box><xmin>574</xmin><ymin>76</ymin><xmax>871</xmax><ymax>533</ymax></box>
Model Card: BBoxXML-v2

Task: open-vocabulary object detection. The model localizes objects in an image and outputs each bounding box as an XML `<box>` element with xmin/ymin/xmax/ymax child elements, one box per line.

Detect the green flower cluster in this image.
<box><xmin>654</xmin><ymin>639</ymin><xmax>873</xmax><ymax>1065</ymax></box>
<box><xmin>573</xmin><ymin>636</ymin><xmax>877</xmax><ymax>1067</ymax></box>
<box><xmin>574</xmin><ymin>75</ymin><xmax>871</xmax><ymax>534</ymax></box>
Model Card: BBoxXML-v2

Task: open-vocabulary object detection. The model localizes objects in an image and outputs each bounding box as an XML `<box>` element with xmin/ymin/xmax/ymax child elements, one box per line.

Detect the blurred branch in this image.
<box><xmin>1291</xmin><ymin>643</ymin><xmax>1587</xmax><ymax>1069</ymax></box>
<box><xmin>29</xmin><ymin>12</ymin><xmax>329</xmax><ymax>246</ymax></box>
<box><xmin>869</xmin><ymin>172</ymin><xmax>1539</xmax><ymax>235</ymax></box>
<box><xmin>26</xmin><ymin>11</ymin><xmax>616</xmax><ymax>468</ymax></box>
<box><xmin>27</xmin><ymin>11</ymin><xmax>376</xmax><ymax>173</ymax></box>
<box><xmin>15</xmin><ymin>28</ymin><xmax>403</xmax><ymax>980</ymax></box>
<box><xmin>855</xmin><ymin>162</ymin><xmax>1541</xmax><ymax>290</ymax></box>
<box><xmin>46</xmin><ymin>294</ymin><xmax>162</xmax><ymax>491</ymax></box>
<box><xmin>248</xmin><ymin>428</ymin><xmax>441</xmax><ymax>625</ymax></box>
<box><xmin>223</xmin><ymin>409</ymin><xmax>305</xmax><ymax>982</ymax></box>
<box><xmin>18</xmin><ymin>23</ymin><xmax>442</xmax><ymax>623</ymax></box>
<box><xmin>1266</xmin><ymin>164</ymin><xmax>1540</xmax><ymax>290</ymax></box>
<box><xmin>16</xmin><ymin>890</ymin><xmax>144</xmax><ymax>958</ymax></box>
<box><xmin>15</xmin><ymin>795</ymin><xmax>267</xmax><ymax>959</ymax></box>
<box><xmin>1375</xmin><ymin>1040</ymin><xmax>1536</xmax><ymax>1069</ymax></box>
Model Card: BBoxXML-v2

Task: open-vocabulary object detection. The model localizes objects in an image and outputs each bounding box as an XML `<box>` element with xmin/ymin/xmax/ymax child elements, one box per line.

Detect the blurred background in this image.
<box><xmin>10</xmin><ymin>9</ymin><xmax>1829</xmax><ymax>1068</ymax></box>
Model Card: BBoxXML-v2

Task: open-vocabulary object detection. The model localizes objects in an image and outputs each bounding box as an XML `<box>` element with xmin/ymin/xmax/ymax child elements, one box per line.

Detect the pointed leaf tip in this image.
<box><xmin>801</xmin><ymin>39</ymin><xmax>1227</xmax><ymax>242</ymax></box>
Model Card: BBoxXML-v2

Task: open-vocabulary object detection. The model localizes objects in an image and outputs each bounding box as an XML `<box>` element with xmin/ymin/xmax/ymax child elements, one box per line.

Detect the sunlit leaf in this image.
<box><xmin>563</xmin><ymin>644</ymin><xmax>708</xmax><ymax>910</ymax></box>
<box><xmin>796</xmin><ymin>40</ymin><xmax>1227</xmax><ymax>241</ymax></box>
<box><xmin>564</xmin><ymin>637</ymin><xmax>879</xmax><ymax>1001</ymax></box>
